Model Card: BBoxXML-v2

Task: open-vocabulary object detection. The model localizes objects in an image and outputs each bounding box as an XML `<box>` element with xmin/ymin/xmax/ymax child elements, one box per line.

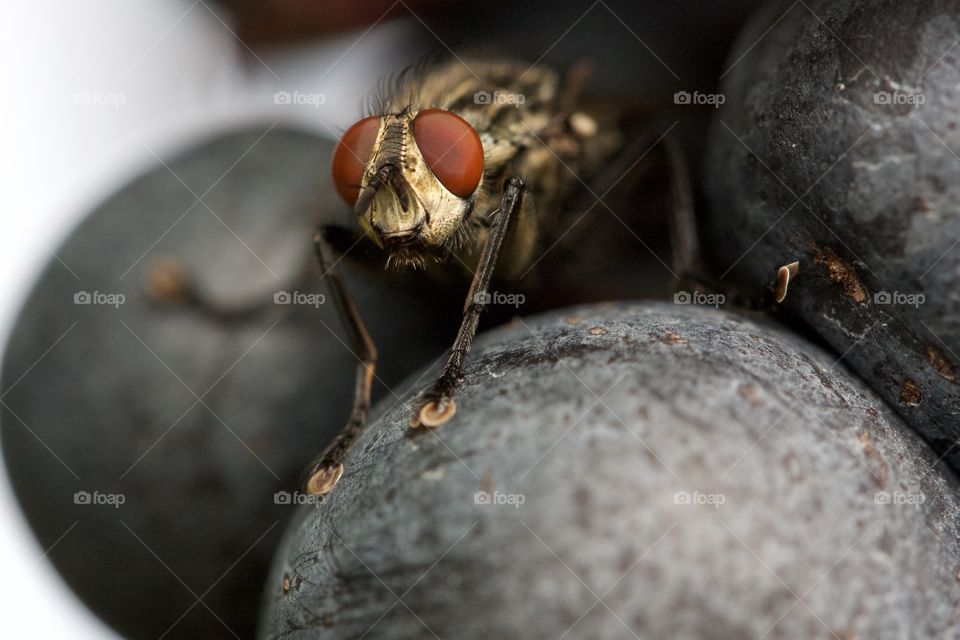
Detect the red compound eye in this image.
<box><xmin>413</xmin><ymin>108</ymin><xmax>484</xmax><ymax>197</ymax></box>
<box><xmin>332</xmin><ymin>115</ymin><xmax>381</xmax><ymax>206</ymax></box>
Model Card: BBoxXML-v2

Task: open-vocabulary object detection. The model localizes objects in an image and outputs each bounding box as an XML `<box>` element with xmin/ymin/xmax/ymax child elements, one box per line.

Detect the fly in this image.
<box><xmin>300</xmin><ymin>56</ymin><xmax>795</xmax><ymax>495</ymax></box>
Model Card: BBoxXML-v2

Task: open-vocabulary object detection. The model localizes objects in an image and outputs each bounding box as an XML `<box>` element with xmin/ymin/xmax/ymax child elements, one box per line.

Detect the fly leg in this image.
<box><xmin>662</xmin><ymin>136</ymin><xmax>701</xmax><ymax>285</ymax></box>
<box><xmin>661</xmin><ymin>138</ymin><xmax>799</xmax><ymax>307</ymax></box>
<box><xmin>301</xmin><ymin>225</ymin><xmax>378</xmax><ymax>495</ymax></box>
<box><xmin>144</xmin><ymin>252</ymin><xmax>318</xmax><ymax>321</ymax></box>
<box><xmin>411</xmin><ymin>176</ymin><xmax>524</xmax><ymax>428</ymax></box>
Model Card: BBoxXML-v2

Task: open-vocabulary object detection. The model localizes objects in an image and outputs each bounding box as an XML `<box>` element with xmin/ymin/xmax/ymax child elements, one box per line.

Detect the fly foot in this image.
<box><xmin>410</xmin><ymin>394</ymin><xmax>457</xmax><ymax>429</ymax></box>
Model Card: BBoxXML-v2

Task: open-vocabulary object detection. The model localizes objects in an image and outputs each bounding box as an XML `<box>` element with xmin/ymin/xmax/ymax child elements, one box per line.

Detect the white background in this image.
<box><xmin>0</xmin><ymin>2</ymin><xmax>411</xmax><ymax>635</ymax></box>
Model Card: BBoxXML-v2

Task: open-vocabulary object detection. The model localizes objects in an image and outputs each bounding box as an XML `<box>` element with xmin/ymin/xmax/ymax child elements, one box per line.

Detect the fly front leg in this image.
<box><xmin>301</xmin><ymin>225</ymin><xmax>378</xmax><ymax>495</ymax></box>
<box><xmin>411</xmin><ymin>176</ymin><xmax>525</xmax><ymax>428</ymax></box>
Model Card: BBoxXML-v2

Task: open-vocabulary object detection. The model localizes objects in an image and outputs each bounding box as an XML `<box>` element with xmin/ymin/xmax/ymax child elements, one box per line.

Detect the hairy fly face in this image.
<box><xmin>332</xmin><ymin>108</ymin><xmax>485</xmax><ymax>267</ymax></box>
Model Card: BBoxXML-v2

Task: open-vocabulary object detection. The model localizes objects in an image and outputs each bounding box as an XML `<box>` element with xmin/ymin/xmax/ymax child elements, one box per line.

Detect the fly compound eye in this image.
<box><xmin>413</xmin><ymin>108</ymin><xmax>484</xmax><ymax>197</ymax></box>
<box><xmin>332</xmin><ymin>115</ymin><xmax>382</xmax><ymax>207</ymax></box>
